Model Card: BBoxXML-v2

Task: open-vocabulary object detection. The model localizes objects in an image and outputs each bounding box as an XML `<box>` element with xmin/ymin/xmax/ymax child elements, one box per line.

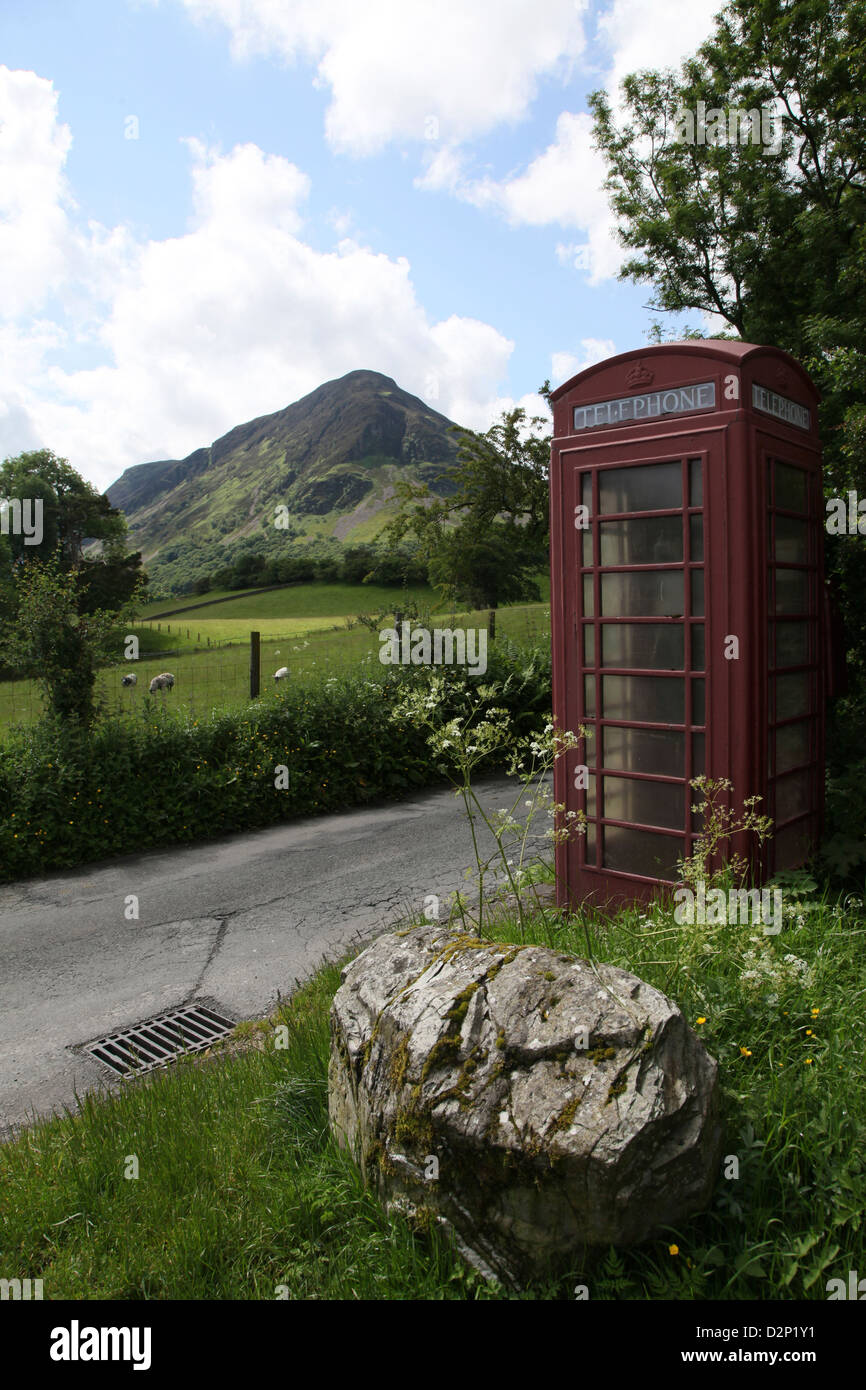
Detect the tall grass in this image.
<box><xmin>0</xmin><ymin>965</ymin><xmax>491</xmax><ymax>1300</ymax></box>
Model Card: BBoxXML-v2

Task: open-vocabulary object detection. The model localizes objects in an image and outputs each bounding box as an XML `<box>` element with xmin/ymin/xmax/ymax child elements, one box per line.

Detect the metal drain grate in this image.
<box><xmin>85</xmin><ymin>1005</ymin><xmax>235</xmax><ymax>1077</ymax></box>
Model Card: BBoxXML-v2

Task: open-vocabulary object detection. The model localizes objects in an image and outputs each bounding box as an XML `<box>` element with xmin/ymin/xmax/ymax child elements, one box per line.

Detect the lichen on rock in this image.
<box><xmin>328</xmin><ymin>924</ymin><xmax>722</xmax><ymax>1287</ymax></box>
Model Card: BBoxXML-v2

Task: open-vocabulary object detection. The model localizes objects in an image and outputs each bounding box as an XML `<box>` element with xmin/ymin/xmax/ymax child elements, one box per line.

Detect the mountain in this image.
<box><xmin>106</xmin><ymin>370</ymin><xmax>464</xmax><ymax>569</ymax></box>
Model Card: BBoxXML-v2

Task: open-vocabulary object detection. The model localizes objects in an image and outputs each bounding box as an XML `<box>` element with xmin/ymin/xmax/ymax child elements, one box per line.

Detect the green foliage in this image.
<box><xmin>392</xmin><ymin>669</ymin><xmax>581</xmax><ymax>939</ymax></box>
<box><xmin>0</xmin><ymin>556</ymin><xmax>143</xmax><ymax>728</ymax></box>
<box><xmin>589</xmin><ymin>0</ymin><xmax>866</xmax><ymax>682</ymax></box>
<box><xmin>388</xmin><ymin>406</ymin><xmax>551</xmax><ymax>612</ymax></box>
<box><xmin>426</xmin><ymin>522</ymin><xmax>542</xmax><ymax>612</ymax></box>
<box><xmin>182</xmin><ymin>540</ymin><xmax>426</xmax><ymax>599</ymax></box>
<box><xmin>821</xmin><ymin>690</ymin><xmax>866</xmax><ymax>881</ymax></box>
<box><xmin>0</xmin><ymin>448</ymin><xmax>126</xmax><ymax>568</ymax></box>
<box><xmin>0</xmin><ymin>641</ymin><xmax>552</xmax><ymax>880</ymax></box>
<box><xmin>0</xmin><ymin>448</ymin><xmax>144</xmax><ymax>636</ymax></box>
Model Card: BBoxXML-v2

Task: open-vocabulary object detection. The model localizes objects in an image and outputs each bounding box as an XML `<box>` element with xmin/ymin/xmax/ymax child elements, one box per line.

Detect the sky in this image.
<box><xmin>0</xmin><ymin>0</ymin><xmax>725</xmax><ymax>492</ymax></box>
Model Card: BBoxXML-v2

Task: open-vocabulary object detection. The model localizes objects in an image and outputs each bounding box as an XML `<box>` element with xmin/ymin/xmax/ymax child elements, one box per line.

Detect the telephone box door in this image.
<box><xmin>558</xmin><ymin>431</ymin><xmax>722</xmax><ymax>905</ymax></box>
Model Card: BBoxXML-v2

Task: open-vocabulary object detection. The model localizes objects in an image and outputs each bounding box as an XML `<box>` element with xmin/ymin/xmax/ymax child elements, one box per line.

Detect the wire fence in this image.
<box><xmin>0</xmin><ymin>606</ymin><xmax>552</xmax><ymax>732</ymax></box>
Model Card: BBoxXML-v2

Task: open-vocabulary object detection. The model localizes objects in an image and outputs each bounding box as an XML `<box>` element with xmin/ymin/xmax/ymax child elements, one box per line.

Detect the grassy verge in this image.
<box><xmin>0</xmin><ymin>962</ymin><xmax>484</xmax><ymax>1300</ymax></box>
<box><xmin>2</xmin><ymin>878</ymin><xmax>863</xmax><ymax>1300</ymax></box>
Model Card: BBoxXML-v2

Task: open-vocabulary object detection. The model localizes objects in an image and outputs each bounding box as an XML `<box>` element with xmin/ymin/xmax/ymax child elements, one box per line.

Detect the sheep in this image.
<box><xmin>121</xmin><ymin>673</ymin><xmax>137</xmax><ymax>687</ymax></box>
<box><xmin>274</xmin><ymin>666</ymin><xmax>289</xmax><ymax>682</ymax></box>
<box><xmin>149</xmin><ymin>672</ymin><xmax>175</xmax><ymax>694</ymax></box>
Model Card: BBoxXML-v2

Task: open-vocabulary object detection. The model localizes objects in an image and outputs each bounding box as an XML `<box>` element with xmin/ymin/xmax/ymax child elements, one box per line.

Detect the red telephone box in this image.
<box><xmin>549</xmin><ymin>341</ymin><xmax>824</xmax><ymax>908</ymax></box>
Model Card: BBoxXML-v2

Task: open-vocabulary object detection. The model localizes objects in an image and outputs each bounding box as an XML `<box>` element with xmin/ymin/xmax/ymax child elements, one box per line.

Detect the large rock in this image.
<box><xmin>328</xmin><ymin>925</ymin><xmax>723</xmax><ymax>1286</ymax></box>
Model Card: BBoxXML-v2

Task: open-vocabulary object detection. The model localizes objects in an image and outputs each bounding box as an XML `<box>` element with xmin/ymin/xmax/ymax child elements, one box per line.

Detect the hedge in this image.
<box><xmin>0</xmin><ymin>643</ymin><xmax>551</xmax><ymax>881</ymax></box>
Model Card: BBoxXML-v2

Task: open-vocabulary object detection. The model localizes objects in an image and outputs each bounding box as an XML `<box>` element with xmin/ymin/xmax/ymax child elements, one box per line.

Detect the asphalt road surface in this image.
<box><xmin>0</xmin><ymin>775</ymin><xmax>539</xmax><ymax>1139</ymax></box>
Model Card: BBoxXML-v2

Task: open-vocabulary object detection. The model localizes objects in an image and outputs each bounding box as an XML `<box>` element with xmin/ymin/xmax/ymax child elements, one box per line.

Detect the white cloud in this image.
<box><xmin>0</xmin><ymin>85</ymin><xmax>516</xmax><ymax>488</ymax></box>
<box><xmin>597</xmin><ymin>0</ymin><xmax>722</xmax><ymax>106</ymax></box>
<box><xmin>417</xmin><ymin>2</ymin><xmax>724</xmax><ymax>281</ymax></box>
<box><xmin>186</xmin><ymin>137</ymin><xmax>311</xmax><ymax>235</ymax></box>
<box><xmin>551</xmin><ymin>338</ymin><xmax>617</xmax><ymax>386</ymax></box>
<box><xmin>419</xmin><ymin>111</ymin><xmax>621</xmax><ymax>282</ymax></box>
<box><xmin>0</xmin><ymin>66</ymin><xmax>74</xmax><ymax>317</ymax></box>
<box><xmin>171</xmin><ymin>0</ymin><xmax>588</xmax><ymax>154</ymax></box>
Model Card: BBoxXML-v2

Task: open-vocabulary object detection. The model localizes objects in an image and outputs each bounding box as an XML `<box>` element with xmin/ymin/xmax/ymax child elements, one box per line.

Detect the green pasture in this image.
<box><xmin>140</xmin><ymin>582</ymin><xmax>438</xmax><ymax>635</ymax></box>
<box><xmin>0</xmin><ymin>601</ymin><xmax>551</xmax><ymax>731</ymax></box>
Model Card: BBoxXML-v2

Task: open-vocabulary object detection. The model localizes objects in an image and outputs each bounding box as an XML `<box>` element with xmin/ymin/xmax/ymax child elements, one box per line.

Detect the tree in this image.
<box><xmin>76</xmin><ymin>547</ymin><xmax>146</xmax><ymax>614</ymax></box>
<box><xmin>590</xmin><ymin>0</ymin><xmax>865</xmax><ymax>478</ymax></box>
<box><xmin>0</xmin><ymin>449</ymin><xmax>126</xmax><ymax>566</ymax></box>
<box><xmin>387</xmin><ymin>407</ymin><xmax>550</xmax><ymax>623</ymax></box>
<box><xmin>426</xmin><ymin>523</ymin><xmax>542</xmax><ymax>616</ymax></box>
<box><xmin>589</xmin><ymin>0</ymin><xmax>866</xmax><ymax>673</ymax></box>
<box><xmin>0</xmin><ymin>555</ymin><xmax>142</xmax><ymax>727</ymax></box>
<box><xmin>0</xmin><ymin>449</ymin><xmax>145</xmax><ymax>623</ymax></box>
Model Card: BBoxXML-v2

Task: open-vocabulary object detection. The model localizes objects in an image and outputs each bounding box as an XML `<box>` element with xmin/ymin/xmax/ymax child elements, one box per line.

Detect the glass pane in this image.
<box><xmin>581</xmin><ymin>528</ymin><xmax>593</xmax><ymax>566</ymax></box>
<box><xmin>689</xmin><ymin>458</ymin><xmax>703</xmax><ymax>507</ymax></box>
<box><xmin>599</xmin><ymin>516</ymin><xmax>683</xmax><ymax>566</ymax></box>
<box><xmin>583</xmin><ymin>574</ymin><xmax>594</xmax><ymax>616</ymax></box>
<box><xmin>775</xmin><ymin>568</ymin><xmax>810</xmax><ymax>614</ymax></box>
<box><xmin>582</xmin><ymin>472</ymin><xmax>592</xmax><ymax>511</ymax></box>
<box><xmin>601</xmin><ymin>623</ymin><xmax>683</xmax><ymax>669</ymax></box>
<box><xmin>602</xmin><ymin>825</ymin><xmax>683</xmax><ymax>881</ymax></box>
<box><xmin>768</xmin><ymin>731</ymin><xmax>774</xmax><ymax>777</ymax></box>
<box><xmin>692</xmin><ymin>732</ymin><xmax>705</xmax><ymax>776</ymax></box>
<box><xmin>600</xmin><ymin>570</ymin><xmax>684</xmax><ymax>617</ymax></box>
<box><xmin>775</xmin><ymin>461</ymin><xmax>808</xmax><ymax>513</ymax></box>
<box><xmin>773</xmin><ymin>820</ymin><xmax>811</xmax><ymax>872</ymax></box>
<box><xmin>584</xmin><ymin>674</ymin><xmax>596</xmax><ymax>717</ymax></box>
<box><xmin>580</xmin><ymin>723</ymin><xmax>597</xmax><ymax>769</ymax></box>
<box><xmin>690</xmin><ymin>514</ymin><xmax>704</xmax><ymax>561</ymax></box>
<box><xmin>775</xmin><ymin>621</ymin><xmax>810</xmax><ymax>667</ymax></box>
<box><xmin>691</xmin><ymin>624</ymin><xmax>705</xmax><ymax>670</ymax></box>
<box><xmin>774</xmin><ymin>515</ymin><xmax>809</xmax><ymax>564</ymax></box>
<box><xmin>775</xmin><ymin>770</ymin><xmax>811</xmax><ymax>823</ymax></box>
<box><xmin>775</xmin><ymin>671</ymin><xmax>810</xmax><ymax>720</ymax></box>
<box><xmin>603</xmin><ymin>776</ymin><xmax>684</xmax><ymax>830</ymax></box>
<box><xmin>598</xmin><ymin>461</ymin><xmax>682</xmax><ymax>514</ymax></box>
<box><xmin>692</xmin><ymin>679</ymin><xmax>706</xmax><ymax>725</ymax></box>
<box><xmin>603</xmin><ymin>725</ymin><xmax>684</xmax><ymax>776</ymax></box>
<box><xmin>690</xmin><ymin>568</ymin><xmax>705</xmax><ymax>616</ymax></box>
<box><xmin>583</xmin><ymin>625</ymin><xmax>595</xmax><ymax>666</ymax></box>
<box><xmin>584</xmin><ymin>820</ymin><xmax>596</xmax><ymax>862</ymax></box>
<box><xmin>776</xmin><ymin>720</ymin><xmax>811</xmax><ymax>774</ymax></box>
<box><xmin>587</xmin><ymin>773</ymin><xmax>596</xmax><ymax>818</ymax></box>
<box><xmin>602</xmin><ymin>674</ymin><xmax>684</xmax><ymax>723</ymax></box>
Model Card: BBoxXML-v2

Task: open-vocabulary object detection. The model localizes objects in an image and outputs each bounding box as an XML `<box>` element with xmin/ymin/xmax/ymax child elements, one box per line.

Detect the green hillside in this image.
<box><xmin>106</xmin><ymin>370</ymin><xmax>463</xmax><ymax>593</ymax></box>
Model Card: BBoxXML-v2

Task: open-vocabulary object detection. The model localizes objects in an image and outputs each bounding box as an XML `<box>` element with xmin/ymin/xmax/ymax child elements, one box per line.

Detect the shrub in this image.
<box><xmin>0</xmin><ymin>643</ymin><xmax>551</xmax><ymax>880</ymax></box>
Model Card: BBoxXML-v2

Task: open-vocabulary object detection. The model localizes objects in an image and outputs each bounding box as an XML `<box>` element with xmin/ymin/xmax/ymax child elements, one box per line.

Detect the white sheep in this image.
<box><xmin>274</xmin><ymin>666</ymin><xmax>289</xmax><ymax>682</ymax></box>
<box><xmin>121</xmin><ymin>673</ymin><xmax>137</xmax><ymax>687</ymax></box>
<box><xmin>149</xmin><ymin>672</ymin><xmax>175</xmax><ymax>694</ymax></box>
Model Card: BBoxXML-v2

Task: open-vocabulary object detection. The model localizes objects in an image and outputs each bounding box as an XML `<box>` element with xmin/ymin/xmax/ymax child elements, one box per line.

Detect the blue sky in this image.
<box><xmin>0</xmin><ymin>0</ymin><xmax>722</xmax><ymax>490</ymax></box>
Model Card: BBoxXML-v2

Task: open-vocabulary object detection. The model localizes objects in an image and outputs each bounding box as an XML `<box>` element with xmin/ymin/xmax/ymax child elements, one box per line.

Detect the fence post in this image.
<box><xmin>250</xmin><ymin>631</ymin><xmax>261</xmax><ymax>699</ymax></box>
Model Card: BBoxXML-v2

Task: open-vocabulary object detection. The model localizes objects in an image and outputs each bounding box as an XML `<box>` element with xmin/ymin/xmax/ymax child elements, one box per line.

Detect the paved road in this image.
<box><xmin>0</xmin><ymin>776</ymin><xmax>534</xmax><ymax>1139</ymax></box>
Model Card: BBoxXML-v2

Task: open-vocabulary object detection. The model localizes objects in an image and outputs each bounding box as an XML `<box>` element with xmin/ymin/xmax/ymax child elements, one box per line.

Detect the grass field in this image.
<box><xmin>2</xmin><ymin>874</ymin><xmax>861</xmax><ymax>1301</ymax></box>
<box><xmin>139</xmin><ymin>582</ymin><xmax>439</xmax><ymax>639</ymax></box>
<box><xmin>0</xmin><ymin>598</ymin><xmax>551</xmax><ymax>730</ymax></box>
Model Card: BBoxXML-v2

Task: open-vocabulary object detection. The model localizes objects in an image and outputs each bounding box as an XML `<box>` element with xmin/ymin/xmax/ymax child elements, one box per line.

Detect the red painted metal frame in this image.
<box><xmin>549</xmin><ymin>341</ymin><xmax>823</xmax><ymax>911</ymax></box>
